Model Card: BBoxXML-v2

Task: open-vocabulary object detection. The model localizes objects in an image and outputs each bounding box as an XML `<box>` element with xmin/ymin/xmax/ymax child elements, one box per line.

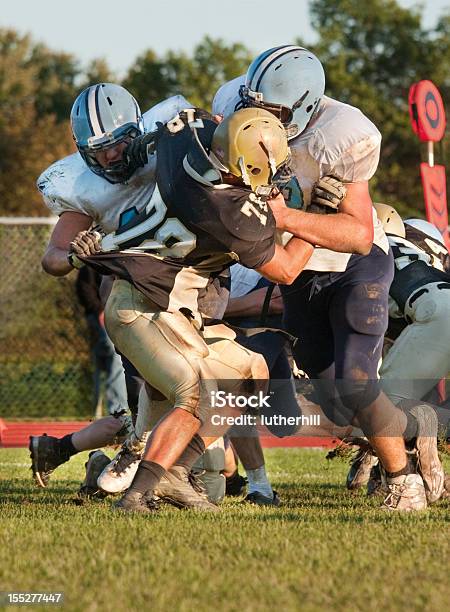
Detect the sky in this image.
<box><xmin>1</xmin><ymin>0</ymin><xmax>449</xmax><ymax>76</ymax></box>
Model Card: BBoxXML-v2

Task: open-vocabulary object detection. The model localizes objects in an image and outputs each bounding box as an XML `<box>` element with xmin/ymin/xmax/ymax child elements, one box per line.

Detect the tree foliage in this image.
<box><xmin>123</xmin><ymin>37</ymin><xmax>252</xmax><ymax>110</ymax></box>
<box><xmin>0</xmin><ymin>2</ymin><xmax>449</xmax><ymax>217</ymax></box>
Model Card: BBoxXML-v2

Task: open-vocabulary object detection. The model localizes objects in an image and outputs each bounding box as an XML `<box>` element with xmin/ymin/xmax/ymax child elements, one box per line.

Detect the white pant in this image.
<box><xmin>380</xmin><ymin>283</ymin><xmax>450</xmax><ymax>404</ymax></box>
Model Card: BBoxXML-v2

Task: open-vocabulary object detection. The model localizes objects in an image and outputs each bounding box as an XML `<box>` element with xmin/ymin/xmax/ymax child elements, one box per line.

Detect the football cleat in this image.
<box><xmin>441</xmin><ymin>474</ymin><xmax>450</xmax><ymax>499</ymax></box>
<box><xmin>97</xmin><ymin>442</ymin><xmax>143</xmax><ymax>494</ymax></box>
<box><xmin>381</xmin><ymin>473</ymin><xmax>427</xmax><ymax>512</ymax></box>
<box><xmin>78</xmin><ymin>450</ymin><xmax>112</xmax><ymax>499</ymax></box>
<box><xmin>155</xmin><ymin>466</ymin><xmax>220</xmax><ymax>511</ymax></box>
<box><xmin>346</xmin><ymin>448</ymin><xmax>379</xmax><ymax>490</ymax></box>
<box><xmin>29</xmin><ymin>434</ymin><xmax>71</xmax><ymax>487</ymax></box>
<box><xmin>225</xmin><ymin>471</ymin><xmax>248</xmax><ymax>496</ymax></box>
<box><xmin>410</xmin><ymin>404</ymin><xmax>445</xmax><ymax>503</ymax></box>
<box><xmin>114</xmin><ymin>490</ymin><xmax>160</xmax><ymax>514</ymax></box>
<box><xmin>243</xmin><ymin>490</ymin><xmax>281</xmax><ymax>507</ymax></box>
<box><xmin>366</xmin><ymin>463</ymin><xmax>387</xmax><ymax>497</ymax></box>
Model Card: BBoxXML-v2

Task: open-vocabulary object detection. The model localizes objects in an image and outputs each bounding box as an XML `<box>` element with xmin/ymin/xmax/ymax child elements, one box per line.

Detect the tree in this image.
<box><xmin>0</xmin><ymin>30</ymin><xmax>75</xmax><ymax>216</ymax></box>
<box><xmin>123</xmin><ymin>36</ymin><xmax>252</xmax><ymax>111</ymax></box>
<box><xmin>0</xmin><ymin>30</ymin><xmax>118</xmax><ymax>216</ymax></box>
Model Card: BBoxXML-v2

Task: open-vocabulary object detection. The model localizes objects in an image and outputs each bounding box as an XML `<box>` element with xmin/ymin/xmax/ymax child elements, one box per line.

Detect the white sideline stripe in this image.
<box><xmin>0</xmin><ymin>217</ymin><xmax>58</xmax><ymax>225</ymax></box>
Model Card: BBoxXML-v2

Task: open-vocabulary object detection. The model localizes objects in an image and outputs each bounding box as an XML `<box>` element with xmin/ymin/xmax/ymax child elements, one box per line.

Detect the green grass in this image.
<box><xmin>1</xmin><ymin>448</ymin><xmax>449</xmax><ymax>612</ymax></box>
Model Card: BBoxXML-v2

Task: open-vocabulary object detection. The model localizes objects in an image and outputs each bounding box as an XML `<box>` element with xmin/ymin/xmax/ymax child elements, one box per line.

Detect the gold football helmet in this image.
<box><xmin>373</xmin><ymin>202</ymin><xmax>405</xmax><ymax>238</ymax></box>
<box><xmin>210</xmin><ymin>108</ymin><xmax>290</xmax><ymax>193</ymax></box>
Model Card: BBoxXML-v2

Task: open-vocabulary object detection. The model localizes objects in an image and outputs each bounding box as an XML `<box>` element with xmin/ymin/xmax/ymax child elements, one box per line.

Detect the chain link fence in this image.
<box><xmin>0</xmin><ymin>218</ymin><xmax>94</xmax><ymax>419</ymax></box>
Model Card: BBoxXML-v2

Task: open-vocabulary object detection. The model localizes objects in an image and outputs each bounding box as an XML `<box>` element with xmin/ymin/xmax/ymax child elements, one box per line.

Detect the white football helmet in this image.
<box><xmin>239</xmin><ymin>45</ymin><xmax>325</xmax><ymax>140</ymax></box>
<box><xmin>70</xmin><ymin>83</ymin><xmax>143</xmax><ymax>183</ymax></box>
<box><xmin>404</xmin><ymin>219</ymin><xmax>446</xmax><ymax>245</ymax></box>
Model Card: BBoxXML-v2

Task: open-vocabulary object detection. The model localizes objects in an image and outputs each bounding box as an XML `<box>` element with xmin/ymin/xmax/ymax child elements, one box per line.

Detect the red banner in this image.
<box><xmin>420</xmin><ymin>163</ymin><xmax>450</xmax><ymax>250</ymax></box>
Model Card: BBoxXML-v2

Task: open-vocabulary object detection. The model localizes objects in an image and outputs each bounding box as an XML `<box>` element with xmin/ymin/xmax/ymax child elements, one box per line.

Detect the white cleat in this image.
<box><xmin>97</xmin><ymin>443</ymin><xmax>143</xmax><ymax>494</ymax></box>
<box><xmin>381</xmin><ymin>473</ymin><xmax>427</xmax><ymax>512</ymax></box>
<box><xmin>410</xmin><ymin>404</ymin><xmax>445</xmax><ymax>503</ymax></box>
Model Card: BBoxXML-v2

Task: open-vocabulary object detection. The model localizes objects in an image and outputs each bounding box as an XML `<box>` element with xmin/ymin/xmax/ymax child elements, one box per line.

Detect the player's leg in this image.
<box><xmin>222</xmin><ymin>438</ymin><xmax>248</xmax><ymax>496</ymax></box>
<box><xmin>103</xmin><ymin>282</ymin><xmax>225</xmax><ymax>511</ymax></box>
<box><xmin>31</xmin><ymin>351</ymin><xmax>138</xmax><ymax>488</ymax></box>
<box><xmin>380</xmin><ymin>283</ymin><xmax>450</xmax><ymax>404</ymax></box>
<box><xmin>105</xmin><ymin>285</ymin><xmax>268</xmax><ymax>512</ymax></box>
<box><xmin>29</xmin><ymin>416</ymin><xmax>124</xmax><ymax>488</ymax></box>
<box><xmin>329</xmin><ymin>247</ymin><xmax>429</xmax><ymax>510</ymax></box>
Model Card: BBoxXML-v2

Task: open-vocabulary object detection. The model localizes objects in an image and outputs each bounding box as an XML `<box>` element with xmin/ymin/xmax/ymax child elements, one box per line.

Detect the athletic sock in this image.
<box><xmin>246</xmin><ymin>465</ymin><xmax>273</xmax><ymax>498</ymax></box>
<box><xmin>175</xmin><ymin>434</ymin><xmax>206</xmax><ymax>469</ymax></box>
<box><xmin>129</xmin><ymin>460</ymin><xmax>166</xmax><ymax>494</ymax></box>
<box><xmin>386</xmin><ymin>462</ymin><xmax>412</xmax><ymax>480</ymax></box>
<box><xmin>59</xmin><ymin>434</ymin><xmax>78</xmax><ymax>457</ymax></box>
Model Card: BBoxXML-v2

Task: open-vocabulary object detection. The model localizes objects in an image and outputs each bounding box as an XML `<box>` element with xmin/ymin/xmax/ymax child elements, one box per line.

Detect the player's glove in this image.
<box><xmin>309</xmin><ymin>175</ymin><xmax>347</xmax><ymax>214</ymax></box>
<box><xmin>125</xmin><ymin>127</ymin><xmax>160</xmax><ymax>170</ymax></box>
<box><xmin>68</xmin><ymin>230</ymin><xmax>102</xmax><ymax>268</ymax></box>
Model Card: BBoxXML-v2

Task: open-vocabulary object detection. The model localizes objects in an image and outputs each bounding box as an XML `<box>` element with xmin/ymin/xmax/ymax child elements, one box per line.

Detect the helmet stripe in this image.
<box><xmin>87</xmin><ymin>85</ymin><xmax>103</xmax><ymax>136</ymax></box>
<box><xmin>248</xmin><ymin>45</ymin><xmax>302</xmax><ymax>90</ymax></box>
<box><xmin>255</xmin><ymin>46</ymin><xmax>305</xmax><ymax>91</ymax></box>
<box><xmin>84</xmin><ymin>89</ymin><xmax>95</xmax><ymax>138</ymax></box>
<box><xmin>95</xmin><ymin>85</ymin><xmax>105</xmax><ymax>133</ymax></box>
<box><xmin>247</xmin><ymin>46</ymin><xmax>293</xmax><ymax>86</ymax></box>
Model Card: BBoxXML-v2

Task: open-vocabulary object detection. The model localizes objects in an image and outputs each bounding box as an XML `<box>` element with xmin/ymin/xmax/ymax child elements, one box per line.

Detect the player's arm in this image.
<box><xmin>256</xmin><ymin>236</ymin><xmax>314</xmax><ymax>285</ymax></box>
<box><xmin>230</xmin><ymin>192</ymin><xmax>314</xmax><ymax>285</ymax></box>
<box><xmin>270</xmin><ymin>181</ymin><xmax>374</xmax><ymax>255</ymax></box>
<box><xmin>42</xmin><ymin>211</ymin><xmax>93</xmax><ymax>276</ymax></box>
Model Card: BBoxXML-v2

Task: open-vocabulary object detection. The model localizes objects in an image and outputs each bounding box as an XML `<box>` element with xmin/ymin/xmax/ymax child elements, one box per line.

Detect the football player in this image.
<box><xmin>212</xmin><ymin>45</ymin><xmax>438</xmax><ymax>511</ymax></box>
<box><xmin>347</xmin><ymin>205</ymin><xmax>448</xmax><ymax>501</ymax></box>
<box><xmin>71</xmin><ymin>105</ymin><xmax>316</xmax><ymax>513</ymax></box>
<box><xmin>31</xmin><ymin>85</ymin><xmax>233</xmax><ymax>509</ymax></box>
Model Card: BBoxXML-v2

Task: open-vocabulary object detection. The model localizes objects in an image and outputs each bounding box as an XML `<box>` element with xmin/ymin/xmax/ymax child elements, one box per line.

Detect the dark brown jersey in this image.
<box><xmin>82</xmin><ymin>113</ymin><xmax>276</xmax><ymax>312</ymax></box>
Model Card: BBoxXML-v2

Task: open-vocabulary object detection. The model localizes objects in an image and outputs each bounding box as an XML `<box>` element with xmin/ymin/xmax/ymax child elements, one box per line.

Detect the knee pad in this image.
<box><xmin>337</xmin><ymin>379</ymin><xmax>381</xmax><ymax>414</ymax></box>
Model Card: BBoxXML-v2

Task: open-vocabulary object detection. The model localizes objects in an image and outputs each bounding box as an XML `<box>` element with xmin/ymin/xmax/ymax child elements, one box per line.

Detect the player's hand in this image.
<box><xmin>267</xmin><ymin>191</ymin><xmax>287</xmax><ymax>226</ymax></box>
<box><xmin>69</xmin><ymin>230</ymin><xmax>102</xmax><ymax>257</ymax></box>
<box><xmin>309</xmin><ymin>175</ymin><xmax>347</xmax><ymax>214</ymax></box>
<box><xmin>125</xmin><ymin>129</ymin><xmax>159</xmax><ymax>169</ymax></box>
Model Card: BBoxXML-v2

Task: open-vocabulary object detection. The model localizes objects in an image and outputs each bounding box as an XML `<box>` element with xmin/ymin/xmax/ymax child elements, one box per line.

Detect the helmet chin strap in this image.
<box><xmin>101</xmin><ymin>159</ymin><xmax>135</xmax><ymax>184</ymax></box>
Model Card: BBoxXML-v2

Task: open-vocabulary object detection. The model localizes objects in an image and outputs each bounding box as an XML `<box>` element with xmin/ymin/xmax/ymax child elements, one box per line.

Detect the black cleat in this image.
<box><xmin>29</xmin><ymin>434</ymin><xmax>71</xmax><ymax>487</ymax></box>
<box><xmin>243</xmin><ymin>490</ymin><xmax>281</xmax><ymax>507</ymax></box>
<box><xmin>78</xmin><ymin>450</ymin><xmax>112</xmax><ymax>499</ymax></box>
<box><xmin>225</xmin><ymin>471</ymin><xmax>247</xmax><ymax>496</ymax></box>
<box><xmin>114</xmin><ymin>490</ymin><xmax>160</xmax><ymax>514</ymax></box>
<box><xmin>346</xmin><ymin>448</ymin><xmax>378</xmax><ymax>491</ymax></box>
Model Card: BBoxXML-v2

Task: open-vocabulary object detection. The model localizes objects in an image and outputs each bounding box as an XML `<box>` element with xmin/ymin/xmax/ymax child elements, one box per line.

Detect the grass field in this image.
<box><xmin>1</xmin><ymin>447</ymin><xmax>449</xmax><ymax>612</ymax></box>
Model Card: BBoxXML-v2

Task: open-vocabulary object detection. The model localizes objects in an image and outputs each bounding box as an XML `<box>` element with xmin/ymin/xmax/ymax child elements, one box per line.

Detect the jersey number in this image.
<box><xmin>240</xmin><ymin>193</ymin><xmax>268</xmax><ymax>226</ymax></box>
<box><xmin>101</xmin><ymin>185</ymin><xmax>196</xmax><ymax>258</ymax></box>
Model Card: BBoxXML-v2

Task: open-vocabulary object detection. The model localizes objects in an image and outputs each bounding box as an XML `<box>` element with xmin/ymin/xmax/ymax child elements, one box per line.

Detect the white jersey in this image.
<box><xmin>213</xmin><ymin>78</ymin><xmax>388</xmax><ymax>272</ymax></box>
<box><xmin>230</xmin><ymin>264</ymin><xmax>262</xmax><ymax>298</ymax></box>
<box><xmin>37</xmin><ymin>95</ymin><xmax>191</xmax><ymax>234</ymax></box>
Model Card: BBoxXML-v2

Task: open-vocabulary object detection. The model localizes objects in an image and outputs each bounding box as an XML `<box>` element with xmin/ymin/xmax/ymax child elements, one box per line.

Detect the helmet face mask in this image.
<box><xmin>240</xmin><ymin>45</ymin><xmax>325</xmax><ymax>140</ymax></box>
<box><xmin>210</xmin><ymin>107</ymin><xmax>290</xmax><ymax>195</ymax></box>
<box><xmin>70</xmin><ymin>83</ymin><xmax>144</xmax><ymax>184</ymax></box>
